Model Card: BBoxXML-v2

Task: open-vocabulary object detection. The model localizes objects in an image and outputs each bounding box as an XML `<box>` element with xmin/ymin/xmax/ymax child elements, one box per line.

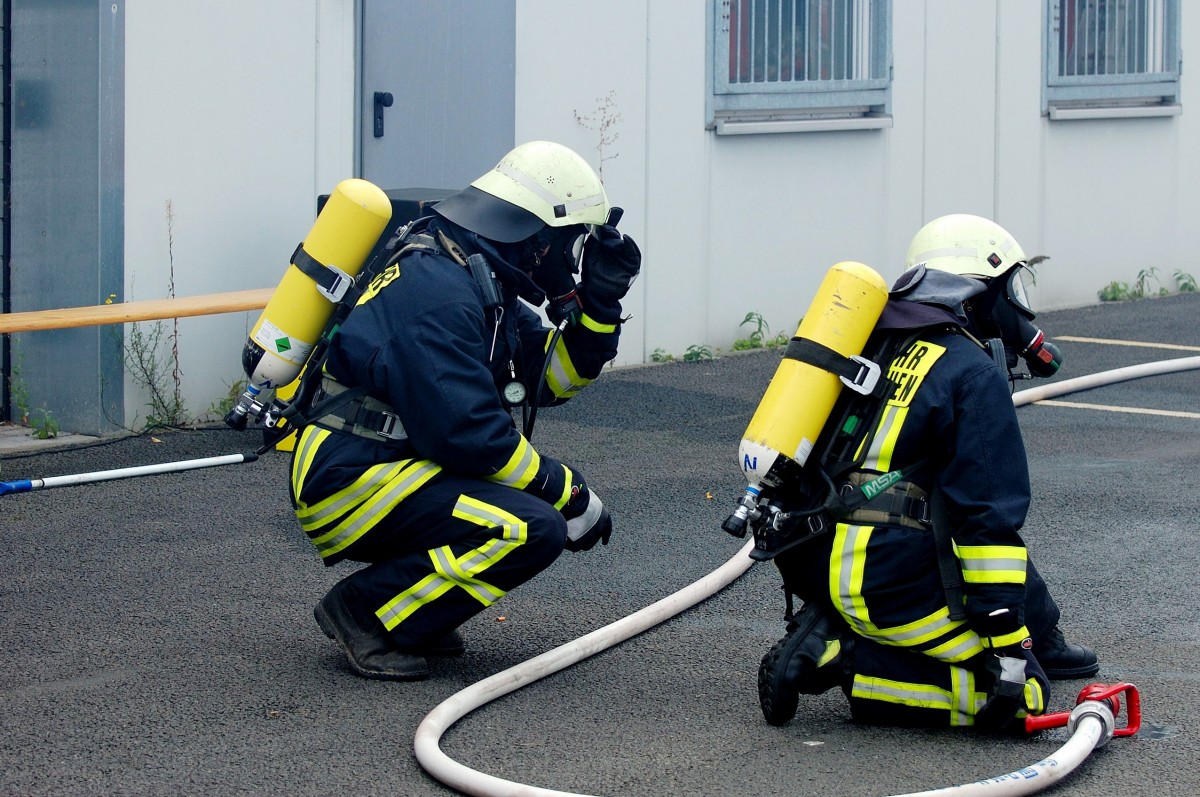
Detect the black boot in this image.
<box><xmin>314</xmin><ymin>577</ymin><xmax>429</xmax><ymax>681</ymax></box>
<box><xmin>402</xmin><ymin>629</ymin><xmax>466</xmax><ymax>657</ymax></box>
<box><xmin>1034</xmin><ymin>626</ymin><xmax>1099</xmax><ymax>680</ymax></box>
<box><xmin>758</xmin><ymin>604</ymin><xmax>852</xmax><ymax>726</ymax></box>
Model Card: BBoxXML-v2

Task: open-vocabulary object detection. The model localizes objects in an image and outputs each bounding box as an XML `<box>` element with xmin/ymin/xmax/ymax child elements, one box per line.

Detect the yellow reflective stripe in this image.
<box><xmin>831</xmin><ymin>522</ymin><xmax>985</xmax><ymax>663</ymax></box>
<box><xmin>308</xmin><ymin>460</ymin><xmax>441</xmax><ymax>558</ymax></box>
<box><xmin>861</xmin><ymin>340</ymin><xmax>948</xmax><ymax>470</ymax></box>
<box><xmin>870</xmin><ymin>605</ymin><xmax>960</xmax><ymax>647</ymax></box>
<box><xmin>376</xmin><ymin>495</ymin><xmax>525</xmax><ymax>630</ymax></box>
<box><xmin>1024</xmin><ymin>677</ymin><xmax>1046</xmax><ymax>715</ymax></box>
<box><xmin>297</xmin><ymin>459</ymin><xmax>412</xmax><ymax>530</ymax></box>
<box><xmin>957</xmin><ymin>545</ymin><xmax>1028</xmax><ymax>585</ymax></box>
<box><xmin>817</xmin><ymin>639</ymin><xmax>842</xmax><ymax>668</ymax></box>
<box><xmin>552</xmin><ymin>463</ymin><xmax>573</xmax><ymax>510</ymax></box>
<box><xmin>864</xmin><ymin>404</ymin><xmax>906</xmax><ymax>472</ymax></box>
<box><xmin>830</xmin><ymin>523</ymin><xmax>873</xmax><ymax>629</ymax></box>
<box><xmin>544</xmin><ymin>333</ymin><xmax>591</xmax><ymax>399</ymax></box>
<box><xmin>852</xmin><ymin>669</ymin><xmax>977</xmax><ymax>726</ymax></box>
<box><xmin>851</xmin><ymin>675</ymin><xmax>953</xmax><ymax>710</ymax></box>
<box><xmin>580</xmin><ymin>312</ymin><xmax>617</xmax><ymax>333</ymax></box>
<box><xmin>981</xmin><ymin>625</ymin><xmax>1031</xmax><ymax>649</ymax></box>
<box><xmin>924</xmin><ymin>628</ymin><xmax>985</xmax><ymax>663</ymax></box>
<box><xmin>951</xmin><ymin>665</ymin><xmax>977</xmax><ymax>727</ymax></box>
<box><xmin>291</xmin><ymin>425</ymin><xmax>330</xmax><ymax>499</ymax></box>
<box><xmin>489</xmin><ymin>435</ymin><xmax>540</xmax><ymax>488</ymax></box>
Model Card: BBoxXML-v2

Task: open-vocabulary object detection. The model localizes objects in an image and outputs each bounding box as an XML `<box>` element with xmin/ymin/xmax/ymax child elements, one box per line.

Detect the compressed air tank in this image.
<box><xmin>739</xmin><ymin>261</ymin><xmax>889</xmax><ymax>487</ymax></box>
<box><xmin>240</xmin><ymin>178</ymin><xmax>392</xmax><ymax>392</ymax></box>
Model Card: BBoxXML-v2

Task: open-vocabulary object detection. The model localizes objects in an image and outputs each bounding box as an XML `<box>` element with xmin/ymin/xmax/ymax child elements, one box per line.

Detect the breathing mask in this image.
<box><xmin>520</xmin><ymin>224</ymin><xmax>587</xmax><ymax>325</ymax></box>
<box><xmin>971</xmin><ymin>266</ymin><xmax>1062</xmax><ymax>378</ymax></box>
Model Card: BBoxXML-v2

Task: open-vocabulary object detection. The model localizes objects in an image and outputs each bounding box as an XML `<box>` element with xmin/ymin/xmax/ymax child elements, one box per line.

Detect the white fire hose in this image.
<box><xmin>415</xmin><ymin>355</ymin><xmax>1197</xmax><ymax>797</ymax></box>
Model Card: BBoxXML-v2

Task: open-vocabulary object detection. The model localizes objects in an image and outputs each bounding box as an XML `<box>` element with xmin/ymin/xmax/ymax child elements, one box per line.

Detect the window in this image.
<box><xmin>1044</xmin><ymin>0</ymin><xmax>1181</xmax><ymax>119</ymax></box>
<box><xmin>708</xmin><ymin>0</ymin><xmax>892</xmax><ymax>134</ymax></box>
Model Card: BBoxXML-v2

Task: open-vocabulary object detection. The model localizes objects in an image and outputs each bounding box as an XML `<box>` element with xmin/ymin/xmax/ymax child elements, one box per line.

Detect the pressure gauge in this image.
<box><xmin>503</xmin><ymin>380</ymin><xmax>528</xmax><ymax>406</ymax></box>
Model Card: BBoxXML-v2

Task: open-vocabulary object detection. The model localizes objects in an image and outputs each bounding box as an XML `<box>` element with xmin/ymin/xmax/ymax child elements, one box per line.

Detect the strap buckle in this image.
<box><xmin>841</xmin><ymin>355</ymin><xmax>882</xmax><ymax>395</ymax></box>
<box><xmin>376</xmin><ymin>412</ymin><xmax>406</xmax><ymax>441</ymax></box>
<box><xmin>316</xmin><ymin>264</ymin><xmax>354</xmax><ymax>303</ymax></box>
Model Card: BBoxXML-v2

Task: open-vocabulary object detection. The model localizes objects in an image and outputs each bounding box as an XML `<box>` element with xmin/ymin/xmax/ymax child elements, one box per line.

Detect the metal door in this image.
<box><xmin>359</xmin><ymin>1</ymin><xmax>516</xmax><ymax>193</ymax></box>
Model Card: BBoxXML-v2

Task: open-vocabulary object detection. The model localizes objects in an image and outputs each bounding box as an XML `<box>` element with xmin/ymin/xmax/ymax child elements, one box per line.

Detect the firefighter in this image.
<box><xmin>759</xmin><ymin>214</ymin><xmax>1098</xmax><ymax>731</ymax></box>
<box><xmin>290</xmin><ymin>141</ymin><xmax>641</xmax><ymax>681</ymax></box>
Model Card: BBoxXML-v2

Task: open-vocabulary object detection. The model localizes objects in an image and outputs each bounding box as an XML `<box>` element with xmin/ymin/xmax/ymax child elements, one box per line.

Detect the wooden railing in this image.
<box><xmin>0</xmin><ymin>288</ymin><xmax>273</xmax><ymax>333</ymax></box>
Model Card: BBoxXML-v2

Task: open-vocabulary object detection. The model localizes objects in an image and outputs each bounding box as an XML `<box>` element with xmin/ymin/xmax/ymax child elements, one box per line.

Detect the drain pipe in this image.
<box><xmin>415</xmin><ymin>355</ymin><xmax>1199</xmax><ymax>797</ymax></box>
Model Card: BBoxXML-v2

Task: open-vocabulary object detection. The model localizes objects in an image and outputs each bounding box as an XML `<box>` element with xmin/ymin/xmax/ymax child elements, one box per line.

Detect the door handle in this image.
<box><xmin>373</xmin><ymin>91</ymin><xmax>394</xmax><ymax>138</ymax></box>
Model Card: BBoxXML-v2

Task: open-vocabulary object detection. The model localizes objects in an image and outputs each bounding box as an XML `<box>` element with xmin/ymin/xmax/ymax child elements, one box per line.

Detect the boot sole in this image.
<box><xmin>1043</xmin><ymin>662</ymin><xmax>1101</xmax><ymax>680</ymax></box>
<box><xmin>759</xmin><ymin>637</ymin><xmax>802</xmax><ymax>726</ymax></box>
<box><xmin>314</xmin><ymin>600</ymin><xmax>429</xmax><ymax>681</ymax></box>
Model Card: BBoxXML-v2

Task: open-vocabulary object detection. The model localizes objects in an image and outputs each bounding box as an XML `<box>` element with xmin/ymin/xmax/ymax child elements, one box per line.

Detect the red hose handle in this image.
<box><xmin>1024</xmin><ymin>682</ymin><xmax>1141</xmax><ymax>736</ymax></box>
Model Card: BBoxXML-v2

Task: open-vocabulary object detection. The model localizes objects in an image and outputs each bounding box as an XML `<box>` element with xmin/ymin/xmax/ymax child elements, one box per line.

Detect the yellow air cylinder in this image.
<box><xmin>240</xmin><ymin>178</ymin><xmax>392</xmax><ymax>392</ymax></box>
<box><xmin>739</xmin><ymin>261</ymin><xmax>889</xmax><ymax>487</ymax></box>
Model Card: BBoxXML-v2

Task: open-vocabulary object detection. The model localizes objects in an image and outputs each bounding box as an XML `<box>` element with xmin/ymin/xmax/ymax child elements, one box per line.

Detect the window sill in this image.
<box><xmin>1048</xmin><ymin>104</ymin><xmax>1182</xmax><ymax>121</ymax></box>
<box><xmin>714</xmin><ymin>114</ymin><xmax>893</xmax><ymax>135</ymax></box>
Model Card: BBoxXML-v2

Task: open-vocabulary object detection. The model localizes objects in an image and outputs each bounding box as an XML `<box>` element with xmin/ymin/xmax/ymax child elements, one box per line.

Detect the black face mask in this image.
<box><xmin>519</xmin><ymin>224</ymin><xmax>586</xmax><ymax>321</ymax></box>
<box><xmin>968</xmin><ymin>268</ymin><xmax>1063</xmax><ymax>378</ymax></box>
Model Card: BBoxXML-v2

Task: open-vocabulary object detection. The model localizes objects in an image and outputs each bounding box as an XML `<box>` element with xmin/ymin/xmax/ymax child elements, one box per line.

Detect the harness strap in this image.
<box><xmin>930</xmin><ymin>489</ymin><xmax>968</xmax><ymax>621</ymax></box>
<box><xmin>312</xmin><ymin>377</ymin><xmax>409</xmax><ymax>443</ymax></box>
<box><xmin>785</xmin><ymin>337</ymin><xmax>889</xmax><ymax>398</ymax></box>
<box><xmin>290</xmin><ymin>242</ymin><xmax>359</xmax><ymax>305</ymax></box>
<box><xmin>840</xmin><ymin>473</ymin><xmax>932</xmax><ymax>530</ymax></box>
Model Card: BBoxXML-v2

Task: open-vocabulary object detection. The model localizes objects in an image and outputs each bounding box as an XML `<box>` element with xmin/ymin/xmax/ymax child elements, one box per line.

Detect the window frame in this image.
<box><xmin>707</xmin><ymin>0</ymin><xmax>893</xmax><ymax>135</ymax></box>
<box><xmin>1042</xmin><ymin>0</ymin><xmax>1182</xmax><ymax>119</ymax></box>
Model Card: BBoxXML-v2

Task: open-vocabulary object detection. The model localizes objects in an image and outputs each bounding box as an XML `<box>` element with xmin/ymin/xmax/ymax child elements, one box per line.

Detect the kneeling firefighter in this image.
<box><xmin>744</xmin><ymin>214</ymin><xmax>1098</xmax><ymax>732</ymax></box>
<box><xmin>289</xmin><ymin>141</ymin><xmax>641</xmax><ymax>681</ymax></box>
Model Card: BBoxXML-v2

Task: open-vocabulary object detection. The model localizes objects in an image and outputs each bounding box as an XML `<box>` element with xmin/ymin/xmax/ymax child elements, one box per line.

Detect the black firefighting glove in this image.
<box><xmin>974</xmin><ymin>649</ymin><xmax>1032</xmax><ymax>733</ymax></box>
<box><xmin>560</xmin><ymin>470</ymin><xmax>613</xmax><ymax>552</ymax></box>
<box><xmin>972</xmin><ymin>637</ymin><xmax>1049</xmax><ymax>733</ymax></box>
<box><xmin>579</xmin><ymin>208</ymin><xmax>641</xmax><ymax>318</ymax></box>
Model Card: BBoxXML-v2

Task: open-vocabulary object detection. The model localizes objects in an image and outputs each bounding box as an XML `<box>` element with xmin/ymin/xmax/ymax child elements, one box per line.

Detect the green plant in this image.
<box><xmin>121</xmin><ymin>201</ymin><xmax>189</xmax><ymax>431</ymax></box>
<box><xmin>1131</xmin><ymin>266</ymin><xmax>1162</xmax><ymax>298</ymax></box>
<box><xmin>123</xmin><ymin>319</ymin><xmax>188</xmax><ymax>429</ymax></box>
<box><xmin>733</xmin><ymin>311</ymin><xmax>790</xmax><ymax>351</ymax></box>
<box><xmin>1098</xmin><ymin>280</ymin><xmax>1131</xmax><ymax>302</ymax></box>
<box><xmin>7</xmin><ymin>338</ymin><xmax>31</xmax><ymax>425</ymax></box>
<box><xmin>1174</xmin><ymin>269</ymin><xmax>1198</xmax><ymax>293</ymax></box>
<box><xmin>682</xmin><ymin>344</ymin><xmax>714</xmax><ymax>362</ymax></box>
<box><xmin>28</xmin><ymin>406</ymin><xmax>58</xmax><ymax>439</ymax></box>
<box><xmin>650</xmin><ymin>347</ymin><xmax>675</xmax><ymax>363</ymax></box>
<box><xmin>205</xmin><ymin>378</ymin><xmax>248</xmax><ymax>421</ymax></box>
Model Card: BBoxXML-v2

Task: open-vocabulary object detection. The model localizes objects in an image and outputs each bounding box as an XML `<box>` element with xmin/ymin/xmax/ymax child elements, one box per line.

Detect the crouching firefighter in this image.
<box><xmin>728</xmin><ymin>214</ymin><xmax>1098</xmax><ymax>732</ymax></box>
<box><xmin>286</xmin><ymin>141</ymin><xmax>641</xmax><ymax>681</ymax></box>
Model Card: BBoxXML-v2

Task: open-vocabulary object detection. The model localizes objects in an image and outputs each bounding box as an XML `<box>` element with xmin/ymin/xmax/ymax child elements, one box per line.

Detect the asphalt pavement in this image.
<box><xmin>2</xmin><ymin>294</ymin><xmax>1198</xmax><ymax>797</ymax></box>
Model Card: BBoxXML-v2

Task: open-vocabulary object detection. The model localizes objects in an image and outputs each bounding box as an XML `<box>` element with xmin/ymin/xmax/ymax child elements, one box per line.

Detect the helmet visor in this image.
<box><xmin>1006</xmin><ymin>266</ymin><xmax>1034</xmax><ymax>314</ymax></box>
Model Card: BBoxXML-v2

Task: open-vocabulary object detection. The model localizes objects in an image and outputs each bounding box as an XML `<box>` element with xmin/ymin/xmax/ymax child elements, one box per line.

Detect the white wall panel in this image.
<box><xmin>123</xmin><ymin>0</ymin><xmax>355</xmax><ymax>421</ymax></box>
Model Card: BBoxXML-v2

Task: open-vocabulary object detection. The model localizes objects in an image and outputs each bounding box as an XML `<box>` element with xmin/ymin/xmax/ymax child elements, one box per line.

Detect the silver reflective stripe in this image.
<box><xmin>855</xmin><ymin>677</ymin><xmax>952</xmax><ymax>709</ymax></box>
<box><xmin>951</xmin><ymin>666</ymin><xmax>975</xmax><ymax>726</ymax></box>
<box><xmin>959</xmin><ymin>554</ymin><xmax>1027</xmax><ymax>574</ymax></box>
<box><xmin>301</xmin><ymin>461</ymin><xmax>408</xmax><ymax>531</ymax></box>
<box><xmin>312</xmin><ymin>461</ymin><xmax>441</xmax><ymax>553</ymax></box>
<box><xmin>494</xmin><ymin>161</ymin><xmax>607</xmax><ymax>217</ymax></box>
<box><xmin>431</xmin><ymin>546</ymin><xmax>505</xmax><ymax>605</ymax></box>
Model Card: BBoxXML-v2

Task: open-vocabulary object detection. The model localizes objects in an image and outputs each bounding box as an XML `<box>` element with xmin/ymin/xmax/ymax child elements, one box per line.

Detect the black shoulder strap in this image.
<box><xmin>784</xmin><ymin>337</ymin><xmax>892</xmax><ymax>399</ymax></box>
<box><xmin>930</xmin><ymin>489</ymin><xmax>967</xmax><ymax>620</ymax></box>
